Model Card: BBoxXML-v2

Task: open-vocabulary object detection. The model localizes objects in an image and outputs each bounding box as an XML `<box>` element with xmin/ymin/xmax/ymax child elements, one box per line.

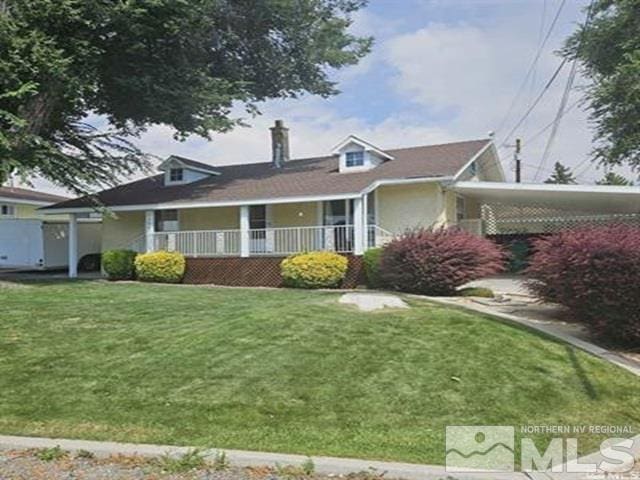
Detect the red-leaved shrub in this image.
<box><xmin>526</xmin><ymin>224</ymin><xmax>640</xmax><ymax>346</ymax></box>
<box><xmin>379</xmin><ymin>228</ymin><xmax>506</xmax><ymax>296</ymax></box>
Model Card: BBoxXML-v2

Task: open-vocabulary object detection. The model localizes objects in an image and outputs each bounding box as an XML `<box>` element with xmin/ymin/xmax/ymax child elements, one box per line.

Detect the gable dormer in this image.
<box><xmin>158</xmin><ymin>156</ymin><xmax>221</xmax><ymax>186</ymax></box>
<box><xmin>332</xmin><ymin>136</ymin><xmax>394</xmax><ymax>173</ymax></box>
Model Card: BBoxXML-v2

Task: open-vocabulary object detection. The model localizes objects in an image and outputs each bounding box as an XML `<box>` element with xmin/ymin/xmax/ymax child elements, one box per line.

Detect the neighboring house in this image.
<box><xmin>0</xmin><ymin>186</ymin><xmax>69</xmax><ymax>220</ymax></box>
<box><xmin>43</xmin><ymin>120</ymin><xmax>640</xmax><ymax>282</ymax></box>
<box><xmin>0</xmin><ymin>186</ymin><xmax>101</xmax><ymax>270</ymax></box>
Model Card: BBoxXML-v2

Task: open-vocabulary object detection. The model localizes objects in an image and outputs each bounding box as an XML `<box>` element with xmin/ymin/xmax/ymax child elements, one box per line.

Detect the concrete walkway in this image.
<box><xmin>0</xmin><ymin>434</ymin><xmax>526</xmax><ymax>480</ymax></box>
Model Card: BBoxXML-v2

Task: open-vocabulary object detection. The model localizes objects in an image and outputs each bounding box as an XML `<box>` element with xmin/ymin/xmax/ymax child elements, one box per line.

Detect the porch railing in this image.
<box><xmin>144</xmin><ymin>224</ymin><xmax>395</xmax><ymax>257</ymax></box>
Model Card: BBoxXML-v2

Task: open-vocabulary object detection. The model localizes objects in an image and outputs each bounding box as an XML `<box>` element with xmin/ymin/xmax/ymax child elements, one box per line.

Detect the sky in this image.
<box><xmin>24</xmin><ymin>0</ymin><xmax>626</xmax><ymax>196</ymax></box>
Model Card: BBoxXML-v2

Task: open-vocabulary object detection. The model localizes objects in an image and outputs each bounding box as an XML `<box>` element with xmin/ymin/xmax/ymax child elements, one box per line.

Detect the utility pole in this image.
<box><xmin>514</xmin><ymin>138</ymin><xmax>522</xmax><ymax>183</ymax></box>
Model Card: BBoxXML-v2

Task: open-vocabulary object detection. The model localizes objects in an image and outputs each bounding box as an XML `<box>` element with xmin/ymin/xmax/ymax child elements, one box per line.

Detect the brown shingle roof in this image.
<box><xmin>46</xmin><ymin>139</ymin><xmax>490</xmax><ymax>210</ymax></box>
<box><xmin>0</xmin><ymin>186</ymin><xmax>69</xmax><ymax>204</ymax></box>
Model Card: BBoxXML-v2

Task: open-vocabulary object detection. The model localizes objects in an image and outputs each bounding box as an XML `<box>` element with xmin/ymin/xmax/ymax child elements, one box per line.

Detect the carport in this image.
<box><xmin>451</xmin><ymin>181</ymin><xmax>640</xmax><ymax>235</ymax></box>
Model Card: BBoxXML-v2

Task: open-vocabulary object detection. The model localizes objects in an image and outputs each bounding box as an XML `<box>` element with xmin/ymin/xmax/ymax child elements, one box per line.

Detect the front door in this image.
<box><xmin>249</xmin><ymin>205</ymin><xmax>267</xmax><ymax>252</ymax></box>
<box><xmin>323</xmin><ymin>200</ymin><xmax>353</xmax><ymax>251</ymax></box>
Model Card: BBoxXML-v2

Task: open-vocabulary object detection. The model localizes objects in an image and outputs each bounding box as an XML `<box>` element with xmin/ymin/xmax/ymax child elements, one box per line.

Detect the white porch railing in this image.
<box><xmin>143</xmin><ymin>225</ymin><xmax>395</xmax><ymax>257</ymax></box>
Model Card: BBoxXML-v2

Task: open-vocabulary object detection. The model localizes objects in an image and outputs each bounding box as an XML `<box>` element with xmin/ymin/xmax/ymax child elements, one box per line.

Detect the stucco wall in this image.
<box><xmin>101</xmin><ymin>211</ymin><xmax>144</xmax><ymax>252</ymax></box>
<box><xmin>271</xmin><ymin>202</ymin><xmax>319</xmax><ymax>227</ymax></box>
<box><xmin>376</xmin><ymin>183</ymin><xmax>450</xmax><ymax>233</ymax></box>
<box><xmin>179</xmin><ymin>207</ymin><xmax>239</xmax><ymax>230</ymax></box>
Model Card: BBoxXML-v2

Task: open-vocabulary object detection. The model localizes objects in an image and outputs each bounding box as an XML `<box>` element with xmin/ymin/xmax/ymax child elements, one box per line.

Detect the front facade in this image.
<box><xmin>0</xmin><ymin>186</ymin><xmax>69</xmax><ymax>221</ymax></box>
<box><xmin>44</xmin><ymin>121</ymin><xmax>506</xmax><ymax>278</ymax></box>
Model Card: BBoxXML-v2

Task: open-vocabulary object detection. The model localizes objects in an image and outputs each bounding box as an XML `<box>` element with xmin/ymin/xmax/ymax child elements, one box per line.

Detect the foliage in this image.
<box><xmin>275</xmin><ymin>458</ymin><xmax>315</xmax><ymax>478</ymax></box>
<box><xmin>544</xmin><ymin>162</ymin><xmax>577</xmax><ymax>184</ymax></box>
<box><xmin>101</xmin><ymin>249</ymin><xmax>137</xmax><ymax>280</ymax></box>
<box><xmin>0</xmin><ymin>0</ymin><xmax>371</xmax><ymax>194</ymax></box>
<box><xmin>134</xmin><ymin>251</ymin><xmax>185</xmax><ymax>283</ymax></box>
<box><xmin>156</xmin><ymin>449</ymin><xmax>205</xmax><ymax>473</ymax></box>
<box><xmin>563</xmin><ymin>0</ymin><xmax>640</xmax><ymax>171</ymax></box>
<box><xmin>526</xmin><ymin>224</ymin><xmax>640</xmax><ymax>346</ymax></box>
<box><xmin>458</xmin><ymin>287</ymin><xmax>494</xmax><ymax>298</ymax></box>
<box><xmin>212</xmin><ymin>451</ymin><xmax>230</xmax><ymax>471</ymax></box>
<box><xmin>507</xmin><ymin>238</ymin><xmax>531</xmax><ymax>273</ymax></box>
<box><xmin>281</xmin><ymin>251</ymin><xmax>348</xmax><ymax>288</ymax></box>
<box><xmin>75</xmin><ymin>449</ymin><xmax>95</xmax><ymax>459</ymax></box>
<box><xmin>596</xmin><ymin>171</ymin><xmax>634</xmax><ymax>185</ymax></box>
<box><xmin>379</xmin><ymin>228</ymin><xmax>506</xmax><ymax>296</ymax></box>
<box><xmin>2</xmin><ymin>282</ymin><xmax>640</xmax><ymax>464</ymax></box>
<box><xmin>363</xmin><ymin>247</ymin><xmax>383</xmax><ymax>288</ymax></box>
<box><xmin>35</xmin><ymin>445</ymin><xmax>66</xmax><ymax>462</ymax></box>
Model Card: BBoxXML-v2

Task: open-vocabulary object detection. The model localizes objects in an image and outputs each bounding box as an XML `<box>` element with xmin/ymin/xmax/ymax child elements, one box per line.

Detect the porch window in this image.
<box><xmin>169</xmin><ymin>167</ymin><xmax>184</xmax><ymax>182</ymax></box>
<box><xmin>456</xmin><ymin>196</ymin><xmax>466</xmax><ymax>222</ymax></box>
<box><xmin>345</xmin><ymin>151</ymin><xmax>364</xmax><ymax>167</ymax></box>
<box><xmin>155</xmin><ymin>209</ymin><xmax>179</xmax><ymax>232</ymax></box>
<box><xmin>0</xmin><ymin>204</ymin><xmax>15</xmax><ymax>217</ymax></box>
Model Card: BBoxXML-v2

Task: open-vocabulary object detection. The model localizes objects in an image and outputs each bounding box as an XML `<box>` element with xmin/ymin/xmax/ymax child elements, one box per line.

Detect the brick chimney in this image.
<box><xmin>270</xmin><ymin>120</ymin><xmax>290</xmax><ymax>168</ymax></box>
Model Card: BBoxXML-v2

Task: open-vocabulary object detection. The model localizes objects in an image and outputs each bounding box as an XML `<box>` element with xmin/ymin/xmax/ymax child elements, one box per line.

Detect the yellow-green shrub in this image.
<box><xmin>134</xmin><ymin>251</ymin><xmax>186</xmax><ymax>283</ymax></box>
<box><xmin>281</xmin><ymin>251</ymin><xmax>349</xmax><ymax>289</ymax></box>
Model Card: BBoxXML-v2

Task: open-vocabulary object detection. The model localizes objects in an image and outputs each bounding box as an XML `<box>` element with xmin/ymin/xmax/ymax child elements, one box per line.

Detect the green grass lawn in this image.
<box><xmin>1</xmin><ymin>280</ymin><xmax>639</xmax><ymax>465</ymax></box>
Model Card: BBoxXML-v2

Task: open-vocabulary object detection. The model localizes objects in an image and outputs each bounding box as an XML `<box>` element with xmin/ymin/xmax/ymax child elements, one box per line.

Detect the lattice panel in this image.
<box><xmin>482</xmin><ymin>203</ymin><xmax>640</xmax><ymax>235</ymax></box>
<box><xmin>183</xmin><ymin>255</ymin><xmax>365</xmax><ymax>289</ymax></box>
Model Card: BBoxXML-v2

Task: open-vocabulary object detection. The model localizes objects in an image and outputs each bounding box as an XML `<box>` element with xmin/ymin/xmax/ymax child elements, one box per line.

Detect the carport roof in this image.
<box><xmin>452</xmin><ymin>181</ymin><xmax>640</xmax><ymax>214</ymax></box>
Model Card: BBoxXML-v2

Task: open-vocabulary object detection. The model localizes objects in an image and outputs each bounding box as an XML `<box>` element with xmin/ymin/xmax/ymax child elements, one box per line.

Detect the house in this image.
<box><xmin>0</xmin><ymin>186</ymin><xmax>69</xmax><ymax>220</ymax></box>
<box><xmin>43</xmin><ymin>120</ymin><xmax>640</xmax><ymax>284</ymax></box>
<box><xmin>0</xmin><ymin>186</ymin><xmax>101</xmax><ymax>270</ymax></box>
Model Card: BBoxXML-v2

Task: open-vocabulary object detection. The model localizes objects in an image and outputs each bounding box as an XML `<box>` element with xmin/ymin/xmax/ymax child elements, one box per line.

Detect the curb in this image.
<box><xmin>0</xmin><ymin>434</ymin><xmax>528</xmax><ymax>480</ymax></box>
<box><xmin>416</xmin><ymin>295</ymin><xmax>640</xmax><ymax>377</ymax></box>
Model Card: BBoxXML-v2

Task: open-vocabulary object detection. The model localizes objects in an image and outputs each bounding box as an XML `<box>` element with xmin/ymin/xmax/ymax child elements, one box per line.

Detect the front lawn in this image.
<box><xmin>1</xmin><ymin>280</ymin><xmax>639</xmax><ymax>465</ymax></box>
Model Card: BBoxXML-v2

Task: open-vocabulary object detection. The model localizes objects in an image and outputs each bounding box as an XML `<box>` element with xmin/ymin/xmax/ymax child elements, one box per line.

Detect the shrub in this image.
<box><xmin>458</xmin><ymin>287</ymin><xmax>494</xmax><ymax>298</ymax></box>
<box><xmin>102</xmin><ymin>249</ymin><xmax>137</xmax><ymax>280</ymax></box>
<box><xmin>363</xmin><ymin>247</ymin><xmax>383</xmax><ymax>288</ymax></box>
<box><xmin>281</xmin><ymin>251</ymin><xmax>349</xmax><ymax>288</ymax></box>
<box><xmin>379</xmin><ymin>228</ymin><xmax>506</xmax><ymax>296</ymax></box>
<box><xmin>134</xmin><ymin>251</ymin><xmax>186</xmax><ymax>283</ymax></box>
<box><xmin>526</xmin><ymin>224</ymin><xmax>640</xmax><ymax>345</ymax></box>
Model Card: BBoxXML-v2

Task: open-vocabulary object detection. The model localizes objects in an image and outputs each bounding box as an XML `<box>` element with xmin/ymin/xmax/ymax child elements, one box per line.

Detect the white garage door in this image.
<box><xmin>0</xmin><ymin>219</ymin><xmax>44</xmax><ymax>268</ymax></box>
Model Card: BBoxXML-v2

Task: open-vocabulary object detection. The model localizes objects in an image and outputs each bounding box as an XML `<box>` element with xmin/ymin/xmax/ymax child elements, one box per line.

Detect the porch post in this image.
<box><xmin>353</xmin><ymin>196</ymin><xmax>364</xmax><ymax>255</ymax></box>
<box><xmin>68</xmin><ymin>213</ymin><xmax>78</xmax><ymax>278</ymax></box>
<box><xmin>362</xmin><ymin>193</ymin><xmax>369</xmax><ymax>250</ymax></box>
<box><xmin>240</xmin><ymin>205</ymin><xmax>250</xmax><ymax>257</ymax></box>
<box><xmin>145</xmin><ymin>210</ymin><xmax>155</xmax><ymax>253</ymax></box>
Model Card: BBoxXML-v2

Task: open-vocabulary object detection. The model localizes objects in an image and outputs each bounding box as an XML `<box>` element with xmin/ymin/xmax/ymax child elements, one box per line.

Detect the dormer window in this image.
<box><xmin>345</xmin><ymin>151</ymin><xmax>365</xmax><ymax>168</ymax></box>
<box><xmin>169</xmin><ymin>168</ymin><xmax>184</xmax><ymax>183</ymax></box>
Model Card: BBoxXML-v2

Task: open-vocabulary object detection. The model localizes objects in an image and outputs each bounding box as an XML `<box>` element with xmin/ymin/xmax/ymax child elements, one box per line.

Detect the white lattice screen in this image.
<box><xmin>481</xmin><ymin>203</ymin><xmax>640</xmax><ymax>235</ymax></box>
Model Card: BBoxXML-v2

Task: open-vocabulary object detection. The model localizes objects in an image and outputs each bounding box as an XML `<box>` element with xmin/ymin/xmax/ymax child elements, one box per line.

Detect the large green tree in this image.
<box><xmin>544</xmin><ymin>161</ymin><xmax>578</xmax><ymax>184</ymax></box>
<box><xmin>564</xmin><ymin>0</ymin><xmax>640</xmax><ymax>171</ymax></box>
<box><xmin>0</xmin><ymin>0</ymin><xmax>371</xmax><ymax>193</ymax></box>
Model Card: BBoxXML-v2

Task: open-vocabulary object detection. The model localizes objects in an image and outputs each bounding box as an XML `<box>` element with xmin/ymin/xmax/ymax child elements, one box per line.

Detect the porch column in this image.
<box><xmin>353</xmin><ymin>196</ymin><xmax>364</xmax><ymax>255</ymax></box>
<box><xmin>68</xmin><ymin>213</ymin><xmax>78</xmax><ymax>278</ymax></box>
<box><xmin>362</xmin><ymin>193</ymin><xmax>369</xmax><ymax>249</ymax></box>
<box><xmin>240</xmin><ymin>205</ymin><xmax>250</xmax><ymax>257</ymax></box>
<box><xmin>145</xmin><ymin>210</ymin><xmax>155</xmax><ymax>253</ymax></box>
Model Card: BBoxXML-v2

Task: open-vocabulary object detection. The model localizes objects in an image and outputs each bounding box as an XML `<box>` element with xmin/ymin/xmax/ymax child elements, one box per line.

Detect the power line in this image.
<box><xmin>500</xmin><ymin>58</ymin><xmax>567</xmax><ymax>147</ymax></box>
<box><xmin>524</xmin><ymin>98</ymin><xmax>581</xmax><ymax>146</ymax></box>
<box><xmin>533</xmin><ymin>0</ymin><xmax>596</xmax><ymax>181</ymax></box>
<box><xmin>495</xmin><ymin>0</ymin><xmax>567</xmax><ymax>136</ymax></box>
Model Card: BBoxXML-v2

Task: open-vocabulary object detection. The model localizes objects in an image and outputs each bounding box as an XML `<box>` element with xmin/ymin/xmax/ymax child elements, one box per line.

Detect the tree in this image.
<box><xmin>544</xmin><ymin>162</ymin><xmax>578</xmax><ymax>184</ymax></box>
<box><xmin>596</xmin><ymin>171</ymin><xmax>634</xmax><ymax>185</ymax></box>
<box><xmin>0</xmin><ymin>0</ymin><xmax>371</xmax><ymax>194</ymax></box>
<box><xmin>564</xmin><ymin>0</ymin><xmax>640</xmax><ymax>171</ymax></box>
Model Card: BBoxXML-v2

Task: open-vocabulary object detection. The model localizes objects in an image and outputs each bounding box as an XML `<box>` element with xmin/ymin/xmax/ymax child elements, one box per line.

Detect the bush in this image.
<box><xmin>134</xmin><ymin>251</ymin><xmax>186</xmax><ymax>283</ymax></box>
<box><xmin>526</xmin><ymin>224</ymin><xmax>640</xmax><ymax>346</ymax></box>
<box><xmin>458</xmin><ymin>287</ymin><xmax>494</xmax><ymax>298</ymax></box>
<box><xmin>281</xmin><ymin>251</ymin><xmax>349</xmax><ymax>289</ymax></box>
<box><xmin>363</xmin><ymin>247</ymin><xmax>383</xmax><ymax>288</ymax></box>
<box><xmin>379</xmin><ymin>228</ymin><xmax>506</xmax><ymax>296</ymax></box>
<box><xmin>102</xmin><ymin>249</ymin><xmax>137</xmax><ymax>280</ymax></box>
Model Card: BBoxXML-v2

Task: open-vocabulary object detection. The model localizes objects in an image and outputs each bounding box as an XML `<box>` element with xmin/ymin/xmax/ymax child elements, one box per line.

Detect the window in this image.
<box><xmin>169</xmin><ymin>167</ymin><xmax>184</xmax><ymax>182</ymax></box>
<box><xmin>0</xmin><ymin>204</ymin><xmax>15</xmax><ymax>217</ymax></box>
<box><xmin>345</xmin><ymin>151</ymin><xmax>364</xmax><ymax>167</ymax></box>
<box><xmin>155</xmin><ymin>209</ymin><xmax>179</xmax><ymax>232</ymax></box>
<box><xmin>456</xmin><ymin>196</ymin><xmax>466</xmax><ymax>222</ymax></box>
